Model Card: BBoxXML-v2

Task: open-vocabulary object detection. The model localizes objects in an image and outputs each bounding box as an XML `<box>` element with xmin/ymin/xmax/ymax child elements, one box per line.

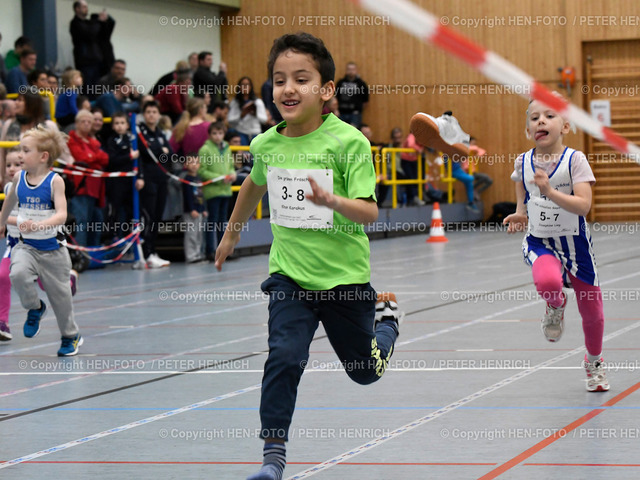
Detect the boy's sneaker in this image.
<box><xmin>0</xmin><ymin>322</ymin><xmax>12</xmax><ymax>341</ymax></box>
<box><xmin>58</xmin><ymin>334</ymin><xmax>83</xmax><ymax>357</ymax></box>
<box><xmin>70</xmin><ymin>269</ymin><xmax>79</xmax><ymax>296</ymax></box>
<box><xmin>584</xmin><ymin>357</ymin><xmax>610</xmax><ymax>392</ymax></box>
<box><xmin>375</xmin><ymin>292</ymin><xmax>404</xmax><ymax>331</ymax></box>
<box><xmin>24</xmin><ymin>301</ymin><xmax>46</xmax><ymax>338</ymax></box>
<box><xmin>541</xmin><ymin>293</ymin><xmax>566</xmax><ymax>342</ymax></box>
<box><xmin>146</xmin><ymin>253</ymin><xmax>170</xmax><ymax>268</ymax></box>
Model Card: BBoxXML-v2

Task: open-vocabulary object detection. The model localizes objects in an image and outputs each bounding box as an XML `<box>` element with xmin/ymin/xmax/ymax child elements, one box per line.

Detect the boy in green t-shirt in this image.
<box><xmin>198</xmin><ymin>121</ymin><xmax>236</xmax><ymax>259</ymax></box>
<box><xmin>216</xmin><ymin>32</ymin><xmax>403</xmax><ymax>480</ymax></box>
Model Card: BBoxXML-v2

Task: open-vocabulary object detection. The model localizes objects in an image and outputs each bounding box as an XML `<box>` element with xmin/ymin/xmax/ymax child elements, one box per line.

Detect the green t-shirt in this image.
<box><xmin>250</xmin><ymin>113</ymin><xmax>376</xmax><ymax>290</ymax></box>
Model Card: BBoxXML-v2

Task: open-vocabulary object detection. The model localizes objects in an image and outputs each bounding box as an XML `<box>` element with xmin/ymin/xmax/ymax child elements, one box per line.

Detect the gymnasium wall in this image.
<box><xmin>54</xmin><ymin>0</ymin><xmax>223</xmax><ymax>91</ymax></box>
<box><xmin>220</xmin><ymin>0</ymin><xmax>640</xmax><ymax>214</ymax></box>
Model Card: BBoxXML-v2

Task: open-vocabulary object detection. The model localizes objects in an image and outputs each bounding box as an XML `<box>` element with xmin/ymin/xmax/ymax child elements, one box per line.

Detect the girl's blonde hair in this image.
<box><xmin>22</xmin><ymin>125</ymin><xmax>69</xmax><ymax>167</ymax></box>
<box><xmin>61</xmin><ymin>69</ymin><xmax>82</xmax><ymax>88</ymax></box>
<box><xmin>172</xmin><ymin>97</ymin><xmax>206</xmax><ymax>143</ymax></box>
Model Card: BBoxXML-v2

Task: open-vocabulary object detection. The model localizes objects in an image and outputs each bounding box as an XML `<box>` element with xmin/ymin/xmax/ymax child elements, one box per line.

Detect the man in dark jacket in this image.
<box><xmin>70</xmin><ymin>0</ymin><xmax>115</xmax><ymax>96</ymax></box>
<box><xmin>335</xmin><ymin>62</ymin><xmax>369</xmax><ymax>128</ymax></box>
<box><xmin>192</xmin><ymin>51</ymin><xmax>228</xmax><ymax>106</ymax></box>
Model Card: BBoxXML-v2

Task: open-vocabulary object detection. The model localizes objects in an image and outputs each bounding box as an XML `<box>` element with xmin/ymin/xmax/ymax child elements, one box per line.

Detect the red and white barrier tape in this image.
<box><xmin>349</xmin><ymin>0</ymin><xmax>640</xmax><ymax>160</ymax></box>
<box><xmin>66</xmin><ymin>228</ymin><xmax>142</xmax><ymax>265</ymax></box>
<box><xmin>52</xmin><ymin>167</ymin><xmax>137</xmax><ymax>178</ymax></box>
<box><xmin>66</xmin><ymin>226</ymin><xmax>142</xmax><ymax>253</ymax></box>
<box><xmin>54</xmin><ymin>158</ymin><xmax>137</xmax><ymax>178</ymax></box>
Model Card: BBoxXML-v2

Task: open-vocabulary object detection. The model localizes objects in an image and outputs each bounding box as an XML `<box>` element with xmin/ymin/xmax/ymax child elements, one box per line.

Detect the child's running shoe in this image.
<box><xmin>58</xmin><ymin>334</ymin><xmax>83</xmax><ymax>356</ymax></box>
<box><xmin>0</xmin><ymin>322</ymin><xmax>12</xmax><ymax>341</ymax></box>
<box><xmin>70</xmin><ymin>269</ymin><xmax>79</xmax><ymax>296</ymax></box>
<box><xmin>541</xmin><ymin>293</ymin><xmax>566</xmax><ymax>342</ymax></box>
<box><xmin>24</xmin><ymin>301</ymin><xmax>46</xmax><ymax>338</ymax></box>
<box><xmin>584</xmin><ymin>356</ymin><xmax>610</xmax><ymax>392</ymax></box>
<box><xmin>375</xmin><ymin>292</ymin><xmax>404</xmax><ymax>332</ymax></box>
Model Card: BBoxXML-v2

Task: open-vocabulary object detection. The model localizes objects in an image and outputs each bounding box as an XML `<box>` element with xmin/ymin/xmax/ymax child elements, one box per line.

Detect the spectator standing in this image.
<box><xmin>198</xmin><ymin>122</ymin><xmax>235</xmax><ymax>259</ymax></box>
<box><xmin>137</xmin><ymin>101</ymin><xmax>173</xmax><ymax>268</ymax></box>
<box><xmin>335</xmin><ymin>62</ymin><xmax>369</xmax><ymax>128</ymax></box>
<box><xmin>70</xmin><ymin>0</ymin><xmax>115</xmax><ymax>94</ymax></box>
<box><xmin>192</xmin><ymin>51</ymin><xmax>228</xmax><ymax>104</ymax></box>
<box><xmin>182</xmin><ymin>153</ymin><xmax>207</xmax><ymax>263</ymax></box>
<box><xmin>105</xmin><ymin>112</ymin><xmax>138</xmax><ymax>240</ymax></box>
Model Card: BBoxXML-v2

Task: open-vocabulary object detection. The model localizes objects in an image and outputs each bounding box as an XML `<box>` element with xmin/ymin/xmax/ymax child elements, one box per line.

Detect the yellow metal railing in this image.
<box><xmin>380</xmin><ymin>147</ymin><xmax>425</xmax><ymax>208</ymax></box>
<box><xmin>438</xmin><ymin>153</ymin><xmax>477</xmax><ymax>204</ymax></box>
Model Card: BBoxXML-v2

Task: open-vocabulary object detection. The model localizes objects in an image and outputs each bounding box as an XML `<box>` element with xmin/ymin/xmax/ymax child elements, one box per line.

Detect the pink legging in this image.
<box><xmin>0</xmin><ymin>256</ymin><xmax>11</xmax><ymax>323</ymax></box>
<box><xmin>531</xmin><ymin>254</ymin><xmax>604</xmax><ymax>356</ymax></box>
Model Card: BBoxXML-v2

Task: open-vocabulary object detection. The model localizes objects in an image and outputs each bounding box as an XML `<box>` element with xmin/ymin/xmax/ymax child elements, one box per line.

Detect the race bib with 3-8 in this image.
<box><xmin>267</xmin><ymin>166</ymin><xmax>334</xmax><ymax>230</ymax></box>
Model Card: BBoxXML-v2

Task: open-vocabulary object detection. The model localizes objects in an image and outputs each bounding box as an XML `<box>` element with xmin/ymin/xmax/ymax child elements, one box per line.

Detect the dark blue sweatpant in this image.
<box><xmin>258</xmin><ymin>274</ymin><xmax>399</xmax><ymax>441</ymax></box>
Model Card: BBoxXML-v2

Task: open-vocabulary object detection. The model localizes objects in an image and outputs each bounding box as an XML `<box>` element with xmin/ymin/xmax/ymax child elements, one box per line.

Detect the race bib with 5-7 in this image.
<box><xmin>527</xmin><ymin>196</ymin><xmax>579</xmax><ymax>237</ymax></box>
<box><xmin>267</xmin><ymin>167</ymin><xmax>334</xmax><ymax>230</ymax></box>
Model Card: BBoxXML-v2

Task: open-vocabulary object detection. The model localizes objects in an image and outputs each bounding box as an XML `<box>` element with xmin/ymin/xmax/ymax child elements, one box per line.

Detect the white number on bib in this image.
<box><xmin>527</xmin><ymin>196</ymin><xmax>579</xmax><ymax>237</ymax></box>
<box><xmin>267</xmin><ymin>167</ymin><xmax>333</xmax><ymax>230</ymax></box>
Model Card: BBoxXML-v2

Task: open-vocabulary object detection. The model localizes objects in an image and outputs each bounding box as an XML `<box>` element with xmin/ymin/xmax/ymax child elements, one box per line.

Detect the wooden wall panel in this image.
<box><xmin>221</xmin><ymin>0</ymin><xmax>640</xmax><ymax>216</ymax></box>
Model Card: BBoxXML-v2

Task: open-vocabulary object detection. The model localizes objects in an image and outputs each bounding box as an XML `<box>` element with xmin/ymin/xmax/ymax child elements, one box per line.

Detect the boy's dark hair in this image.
<box><xmin>267</xmin><ymin>32</ymin><xmax>335</xmax><ymax>85</ymax></box>
<box><xmin>224</xmin><ymin>131</ymin><xmax>241</xmax><ymax>142</ymax></box>
<box><xmin>142</xmin><ymin>100</ymin><xmax>160</xmax><ymax>112</ymax></box>
<box><xmin>212</xmin><ymin>100</ymin><xmax>228</xmax><ymax>111</ymax></box>
<box><xmin>27</xmin><ymin>69</ymin><xmax>47</xmax><ymax>85</ymax></box>
<box><xmin>112</xmin><ymin>111</ymin><xmax>128</xmax><ymax>122</ymax></box>
<box><xmin>208</xmin><ymin>121</ymin><xmax>226</xmax><ymax>134</ymax></box>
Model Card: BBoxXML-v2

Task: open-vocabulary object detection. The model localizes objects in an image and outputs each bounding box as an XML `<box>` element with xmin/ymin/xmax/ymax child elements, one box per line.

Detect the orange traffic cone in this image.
<box><xmin>427</xmin><ymin>202</ymin><xmax>448</xmax><ymax>243</ymax></box>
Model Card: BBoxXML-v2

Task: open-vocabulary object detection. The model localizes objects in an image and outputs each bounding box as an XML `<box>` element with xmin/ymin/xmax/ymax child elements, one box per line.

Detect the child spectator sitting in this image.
<box><xmin>105</xmin><ymin>112</ymin><xmax>140</xmax><ymax>240</ymax></box>
<box><xmin>182</xmin><ymin>153</ymin><xmax>207</xmax><ymax>263</ymax></box>
<box><xmin>67</xmin><ymin>109</ymin><xmax>109</xmax><ymax>246</ymax></box>
<box><xmin>198</xmin><ymin>121</ymin><xmax>235</xmax><ymax>260</ymax></box>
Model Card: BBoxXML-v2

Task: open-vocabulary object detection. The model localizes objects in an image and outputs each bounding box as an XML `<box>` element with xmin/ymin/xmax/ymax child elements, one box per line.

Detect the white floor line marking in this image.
<box><xmin>286</xmin><ymin>319</ymin><xmax>640</xmax><ymax>479</ymax></box>
<box><xmin>0</xmin><ymin>366</ymin><xmax>594</xmax><ymax>375</ymax></box>
<box><xmin>0</xmin><ymin>300</ymin><xmax>267</xmax><ymax>356</ymax></box>
<box><xmin>0</xmin><ymin>383</ymin><xmax>262</xmax><ymax>470</ymax></box>
<box><xmin>0</xmin><ymin>332</ymin><xmax>266</xmax><ymax>399</ymax></box>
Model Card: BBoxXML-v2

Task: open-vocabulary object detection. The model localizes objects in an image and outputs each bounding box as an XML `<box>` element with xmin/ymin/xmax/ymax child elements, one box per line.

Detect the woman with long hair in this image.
<box><xmin>228</xmin><ymin>76</ymin><xmax>267</xmax><ymax>145</ymax></box>
<box><xmin>169</xmin><ymin>97</ymin><xmax>210</xmax><ymax>157</ymax></box>
<box><xmin>0</xmin><ymin>91</ymin><xmax>68</xmax><ymax>185</ymax></box>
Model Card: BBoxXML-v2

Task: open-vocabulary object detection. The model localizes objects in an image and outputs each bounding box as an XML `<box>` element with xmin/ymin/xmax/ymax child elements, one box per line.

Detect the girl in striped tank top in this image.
<box><xmin>504</xmin><ymin>97</ymin><xmax>608</xmax><ymax>392</ymax></box>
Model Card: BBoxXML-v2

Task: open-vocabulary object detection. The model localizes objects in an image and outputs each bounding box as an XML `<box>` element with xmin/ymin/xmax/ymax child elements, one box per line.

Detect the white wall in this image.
<box><xmin>1</xmin><ymin>2</ymin><xmax>24</xmax><ymax>58</ymax></box>
<box><xmin>55</xmin><ymin>0</ymin><xmax>222</xmax><ymax>91</ymax></box>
